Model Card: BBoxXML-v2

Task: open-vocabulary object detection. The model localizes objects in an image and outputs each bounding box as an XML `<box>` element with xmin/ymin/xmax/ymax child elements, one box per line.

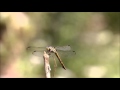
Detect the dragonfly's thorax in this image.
<box><xmin>46</xmin><ymin>46</ymin><xmax>57</xmax><ymax>53</ymax></box>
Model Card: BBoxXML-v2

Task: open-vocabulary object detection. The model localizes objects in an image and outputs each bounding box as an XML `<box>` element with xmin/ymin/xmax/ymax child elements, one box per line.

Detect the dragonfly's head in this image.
<box><xmin>46</xmin><ymin>46</ymin><xmax>56</xmax><ymax>53</ymax></box>
<box><xmin>46</xmin><ymin>47</ymin><xmax>52</xmax><ymax>52</ymax></box>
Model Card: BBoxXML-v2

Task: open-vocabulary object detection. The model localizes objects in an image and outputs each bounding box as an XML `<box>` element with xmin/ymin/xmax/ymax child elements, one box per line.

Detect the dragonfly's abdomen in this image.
<box><xmin>55</xmin><ymin>52</ymin><xmax>66</xmax><ymax>70</ymax></box>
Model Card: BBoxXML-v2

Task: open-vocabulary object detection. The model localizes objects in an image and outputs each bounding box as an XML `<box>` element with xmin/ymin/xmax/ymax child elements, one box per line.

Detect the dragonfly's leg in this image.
<box><xmin>54</xmin><ymin>56</ymin><xmax>57</xmax><ymax>68</ymax></box>
<box><xmin>52</xmin><ymin>56</ymin><xmax>57</xmax><ymax>78</ymax></box>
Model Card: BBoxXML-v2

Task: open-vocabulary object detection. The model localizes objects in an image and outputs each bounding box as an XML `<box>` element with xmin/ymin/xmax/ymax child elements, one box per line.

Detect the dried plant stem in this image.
<box><xmin>43</xmin><ymin>51</ymin><xmax>51</xmax><ymax>78</ymax></box>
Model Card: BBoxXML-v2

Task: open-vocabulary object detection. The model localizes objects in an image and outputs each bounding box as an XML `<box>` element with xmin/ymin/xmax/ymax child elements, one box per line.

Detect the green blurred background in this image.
<box><xmin>0</xmin><ymin>12</ymin><xmax>119</xmax><ymax>78</ymax></box>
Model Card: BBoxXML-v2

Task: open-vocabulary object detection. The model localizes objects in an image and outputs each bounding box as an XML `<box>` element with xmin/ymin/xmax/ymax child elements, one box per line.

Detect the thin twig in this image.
<box><xmin>43</xmin><ymin>51</ymin><xmax>51</xmax><ymax>78</ymax></box>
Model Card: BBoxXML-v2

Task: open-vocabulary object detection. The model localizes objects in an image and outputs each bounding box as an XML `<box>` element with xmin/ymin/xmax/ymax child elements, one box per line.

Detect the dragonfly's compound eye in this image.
<box><xmin>48</xmin><ymin>48</ymin><xmax>51</xmax><ymax>51</ymax></box>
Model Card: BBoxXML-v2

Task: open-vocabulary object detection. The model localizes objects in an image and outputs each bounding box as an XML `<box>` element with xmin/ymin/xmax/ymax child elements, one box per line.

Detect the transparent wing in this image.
<box><xmin>27</xmin><ymin>46</ymin><xmax>46</xmax><ymax>52</ymax></box>
<box><xmin>27</xmin><ymin>45</ymin><xmax>76</xmax><ymax>58</ymax></box>
<box><xmin>30</xmin><ymin>49</ymin><xmax>76</xmax><ymax>60</ymax></box>
<box><xmin>32</xmin><ymin>51</ymin><xmax>44</xmax><ymax>57</ymax></box>
<box><xmin>27</xmin><ymin>45</ymin><xmax>72</xmax><ymax>52</ymax></box>
<box><xmin>55</xmin><ymin>45</ymin><xmax>72</xmax><ymax>51</ymax></box>
<box><xmin>55</xmin><ymin>45</ymin><xmax>76</xmax><ymax>57</ymax></box>
<box><xmin>32</xmin><ymin>50</ymin><xmax>55</xmax><ymax>59</ymax></box>
<box><xmin>56</xmin><ymin>50</ymin><xmax>76</xmax><ymax>58</ymax></box>
<box><xmin>27</xmin><ymin>46</ymin><xmax>55</xmax><ymax>58</ymax></box>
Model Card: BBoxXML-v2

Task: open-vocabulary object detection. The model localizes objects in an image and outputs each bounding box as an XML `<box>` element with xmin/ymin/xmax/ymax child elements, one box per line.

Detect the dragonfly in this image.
<box><xmin>27</xmin><ymin>45</ymin><xmax>76</xmax><ymax>70</ymax></box>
